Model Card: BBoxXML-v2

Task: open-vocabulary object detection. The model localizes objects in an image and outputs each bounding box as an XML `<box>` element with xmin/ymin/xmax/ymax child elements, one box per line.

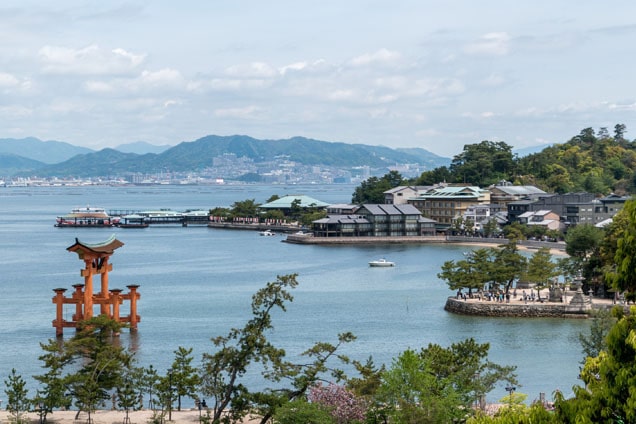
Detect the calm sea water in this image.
<box><xmin>0</xmin><ymin>184</ymin><xmax>588</xmax><ymax>405</ymax></box>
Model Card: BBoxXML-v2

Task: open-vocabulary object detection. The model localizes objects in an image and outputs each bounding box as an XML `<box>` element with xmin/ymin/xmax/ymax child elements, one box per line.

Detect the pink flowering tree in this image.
<box><xmin>308</xmin><ymin>382</ymin><xmax>367</xmax><ymax>423</ymax></box>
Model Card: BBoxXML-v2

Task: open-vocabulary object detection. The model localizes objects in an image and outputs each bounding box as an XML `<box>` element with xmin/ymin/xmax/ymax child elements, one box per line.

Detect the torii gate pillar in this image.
<box><xmin>52</xmin><ymin>236</ymin><xmax>141</xmax><ymax>336</ymax></box>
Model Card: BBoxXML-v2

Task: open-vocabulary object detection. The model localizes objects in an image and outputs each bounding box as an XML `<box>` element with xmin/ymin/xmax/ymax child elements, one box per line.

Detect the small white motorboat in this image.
<box><xmin>259</xmin><ymin>229</ymin><xmax>276</xmax><ymax>236</ymax></box>
<box><xmin>369</xmin><ymin>258</ymin><xmax>395</xmax><ymax>267</ymax></box>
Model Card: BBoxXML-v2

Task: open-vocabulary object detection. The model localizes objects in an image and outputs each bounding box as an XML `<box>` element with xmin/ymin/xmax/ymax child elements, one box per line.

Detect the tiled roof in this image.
<box><xmin>260</xmin><ymin>195</ymin><xmax>330</xmax><ymax>208</ymax></box>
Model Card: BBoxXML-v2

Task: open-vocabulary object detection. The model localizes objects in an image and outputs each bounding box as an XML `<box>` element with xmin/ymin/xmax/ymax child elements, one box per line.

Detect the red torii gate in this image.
<box><xmin>52</xmin><ymin>236</ymin><xmax>140</xmax><ymax>337</ymax></box>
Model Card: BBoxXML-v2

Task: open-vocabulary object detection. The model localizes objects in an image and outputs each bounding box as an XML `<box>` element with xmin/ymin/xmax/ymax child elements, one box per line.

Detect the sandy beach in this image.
<box><xmin>12</xmin><ymin>409</ymin><xmax>263</xmax><ymax>424</ymax></box>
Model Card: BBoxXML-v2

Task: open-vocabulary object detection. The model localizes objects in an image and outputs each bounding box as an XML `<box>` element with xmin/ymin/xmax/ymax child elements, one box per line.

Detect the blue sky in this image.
<box><xmin>1</xmin><ymin>1</ymin><xmax>635</xmax><ymax>157</ymax></box>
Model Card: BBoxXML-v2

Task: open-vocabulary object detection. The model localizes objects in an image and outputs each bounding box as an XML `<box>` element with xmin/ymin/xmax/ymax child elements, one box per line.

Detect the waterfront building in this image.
<box><xmin>488</xmin><ymin>180</ymin><xmax>546</xmax><ymax>207</ymax></box>
<box><xmin>461</xmin><ymin>204</ymin><xmax>507</xmax><ymax>233</ymax></box>
<box><xmin>259</xmin><ymin>194</ymin><xmax>330</xmax><ymax>216</ymax></box>
<box><xmin>312</xmin><ymin>203</ymin><xmax>436</xmax><ymax>237</ymax></box>
<box><xmin>507</xmin><ymin>192</ymin><xmax>630</xmax><ymax>227</ymax></box>
<box><xmin>326</xmin><ymin>204</ymin><xmax>359</xmax><ymax>214</ymax></box>
<box><xmin>517</xmin><ymin>210</ymin><xmax>563</xmax><ymax>231</ymax></box>
<box><xmin>408</xmin><ymin>185</ymin><xmax>490</xmax><ymax>231</ymax></box>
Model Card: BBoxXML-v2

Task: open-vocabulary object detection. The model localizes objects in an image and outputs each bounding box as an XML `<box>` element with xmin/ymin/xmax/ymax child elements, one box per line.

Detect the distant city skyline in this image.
<box><xmin>1</xmin><ymin>1</ymin><xmax>635</xmax><ymax>156</ymax></box>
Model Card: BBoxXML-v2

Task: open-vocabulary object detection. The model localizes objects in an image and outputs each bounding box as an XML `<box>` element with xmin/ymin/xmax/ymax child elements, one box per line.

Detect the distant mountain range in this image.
<box><xmin>0</xmin><ymin>135</ymin><xmax>452</xmax><ymax>178</ymax></box>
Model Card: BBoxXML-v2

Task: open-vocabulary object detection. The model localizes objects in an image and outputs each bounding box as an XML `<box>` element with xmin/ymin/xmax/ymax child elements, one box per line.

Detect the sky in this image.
<box><xmin>1</xmin><ymin>1</ymin><xmax>635</xmax><ymax>157</ymax></box>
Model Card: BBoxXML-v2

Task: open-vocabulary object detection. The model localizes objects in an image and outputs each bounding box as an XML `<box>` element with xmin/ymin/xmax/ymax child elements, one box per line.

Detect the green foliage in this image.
<box><xmin>3</xmin><ymin>368</ymin><xmax>30</xmax><ymax>424</ymax></box>
<box><xmin>116</xmin><ymin>373</ymin><xmax>139</xmax><ymax>424</ymax></box>
<box><xmin>351</xmin><ymin>171</ymin><xmax>405</xmax><ymax>204</ymax></box>
<box><xmin>578</xmin><ymin>308</ymin><xmax>617</xmax><ymax>361</ymax></box>
<box><xmin>272</xmin><ymin>399</ymin><xmax>334</xmax><ymax>424</ymax></box>
<box><xmin>449</xmin><ymin>140</ymin><xmax>515</xmax><ymax>187</ymax></box>
<box><xmin>375</xmin><ymin>340</ymin><xmax>516</xmax><ymax>423</ymax></box>
<box><xmin>33</xmin><ymin>339</ymin><xmax>72</xmax><ymax>421</ymax></box>
<box><xmin>413</xmin><ymin>166</ymin><xmax>451</xmax><ymax>186</ymax></box>
<box><xmin>606</xmin><ymin>199</ymin><xmax>636</xmax><ymax>295</ymax></box>
<box><xmin>230</xmin><ymin>199</ymin><xmax>260</xmax><ymax>218</ymax></box>
<box><xmin>439</xmin><ymin>245</ymin><xmax>528</xmax><ymax>296</ymax></box>
<box><xmin>34</xmin><ymin>315</ymin><xmax>135</xmax><ymax>422</ymax></box>
<box><xmin>523</xmin><ymin>247</ymin><xmax>558</xmax><ymax>298</ymax></box>
<box><xmin>408</xmin><ymin>124</ymin><xmax>636</xmax><ymax>194</ymax></box>
<box><xmin>200</xmin><ymin>274</ymin><xmax>299</xmax><ymax>423</ymax></box>
<box><xmin>438</xmin><ymin>248</ymin><xmax>493</xmax><ymax>295</ymax></box>
<box><xmin>565</xmin><ymin>224</ymin><xmax>604</xmax><ymax>259</ymax></box>
<box><xmin>468</xmin><ymin>401</ymin><xmax>559</xmax><ymax>424</ymax></box>
<box><xmin>169</xmin><ymin>346</ymin><xmax>201</xmax><ymax>411</ymax></box>
<box><xmin>558</xmin><ymin>307</ymin><xmax>636</xmax><ymax>423</ymax></box>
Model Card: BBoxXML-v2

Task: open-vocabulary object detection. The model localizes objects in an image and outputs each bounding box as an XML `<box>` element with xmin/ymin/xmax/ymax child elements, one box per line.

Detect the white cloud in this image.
<box><xmin>464</xmin><ymin>32</ymin><xmax>511</xmax><ymax>56</ymax></box>
<box><xmin>214</xmin><ymin>105</ymin><xmax>262</xmax><ymax>119</ymax></box>
<box><xmin>0</xmin><ymin>72</ymin><xmax>20</xmax><ymax>87</ymax></box>
<box><xmin>39</xmin><ymin>44</ymin><xmax>146</xmax><ymax>75</ymax></box>
<box><xmin>84</xmin><ymin>80</ymin><xmax>113</xmax><ymax>93</ymax></box>
<box><xmin>279</xmin><ymin>59</ymin><xmax>327</xmax><ymax>75</ymax></box>
<box><xmin>0</xmin><ymin>105</ymin><xmax>32</xmax><ymax>118</ymax></box>
<box><xmin>349</xmin><ymin>48</ymin><xmax>401</xmax><ymax>67</ymax></box>
<box><xmin>225</xmin><ymin>62</ymin><xmax>278</xmax><ymax>78</ymax></box>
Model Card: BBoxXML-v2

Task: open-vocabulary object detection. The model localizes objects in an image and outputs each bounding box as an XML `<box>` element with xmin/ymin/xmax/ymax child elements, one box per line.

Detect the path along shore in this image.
<box><xmin>13</xmin><ymin>409</ymin><xmax>261</xmax><ymax>424</ymax></box>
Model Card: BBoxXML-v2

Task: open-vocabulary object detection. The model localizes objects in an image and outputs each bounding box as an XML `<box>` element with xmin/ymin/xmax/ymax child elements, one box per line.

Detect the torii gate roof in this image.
<box><xmin>67</xmin><ymin>234</ymin><xmax>124</xmax><ymax>257</ymax></box>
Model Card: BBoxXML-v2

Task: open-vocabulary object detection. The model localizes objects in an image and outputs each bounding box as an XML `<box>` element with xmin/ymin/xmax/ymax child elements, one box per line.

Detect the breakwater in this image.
<box><xmin>444</xmin><ymin>296</ymin><xmax>599</xmax><ymax>318</ymax></box>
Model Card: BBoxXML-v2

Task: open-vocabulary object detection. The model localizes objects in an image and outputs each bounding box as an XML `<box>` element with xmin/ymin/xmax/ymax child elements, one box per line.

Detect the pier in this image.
<box><xmin>108</xmin><ymin>209</ymin><xmax>211</xmax><ymax>227</ymax></box>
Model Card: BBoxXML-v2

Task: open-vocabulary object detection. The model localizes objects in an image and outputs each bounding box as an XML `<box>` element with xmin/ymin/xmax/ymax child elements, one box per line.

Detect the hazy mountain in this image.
<box><xmin>114</xmin><ymin>141</ymin><xmax>172</xmax><ymax>154</ymax></box>
<box><xmin>395</xmin><ymin>147</ymin><xmax>451</xmax><ymax>167</ymax></box>
<box><xmin>0</xmin><ymin>137</ymin><xmax>93</xmax><ymax>164</ymax></box>
<box><xmin>148</xmin><ymin>135</ymin><xmax>451</xmax><ymax>169</ymax></box>
<box><xmin>0</xmin><ymin>153</ymin><xmax>46</xmax><ymax>176</ymax></box>
<box><xmin>11</xmin><ymin>134</ymin><xmax>452</xmax><ymax>178</ymax></box>
<box><xmin>36</xmin><ymin>148</ymin><xmax>155</xmax><ymax>178</ymax></box>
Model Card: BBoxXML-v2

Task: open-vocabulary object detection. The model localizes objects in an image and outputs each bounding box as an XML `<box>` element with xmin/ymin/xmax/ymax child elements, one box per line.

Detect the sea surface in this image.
<box><xmin>0</xmin><ymin>184</ymin><xmax>588</xmax><ymax>405</ymax></box>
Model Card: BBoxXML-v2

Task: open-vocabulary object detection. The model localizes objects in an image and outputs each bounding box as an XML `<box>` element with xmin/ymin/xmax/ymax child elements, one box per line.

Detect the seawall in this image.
<box><xmin>444</xmin><ymin>297</ymin><xmax>591</xmax><ymax>318</ymax></box>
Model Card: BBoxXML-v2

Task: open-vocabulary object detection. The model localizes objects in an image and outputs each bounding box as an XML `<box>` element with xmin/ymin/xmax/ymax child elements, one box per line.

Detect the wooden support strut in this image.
<box><xmin>53</xmin><ymin>236</ymin><xmax>140</xmax><ymax>336</ymax></box>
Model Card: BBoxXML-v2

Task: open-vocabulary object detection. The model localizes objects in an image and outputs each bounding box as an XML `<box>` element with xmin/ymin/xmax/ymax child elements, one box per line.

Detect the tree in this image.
<box><xmin>438</xmin><ymin>249</ymin><xmax>492</xmax><ymax>296</ymax></box>
<box><xmin>606</xmin><ymin>199</ymin><xmax>636</xmax><ymax>299</ymax></box>
<box><xmin>449</xmin><ymin>140</ymin><xmax>515</xmax><ymax>186</ymax></box>
<box><xmin>33</xmin><ymin>340</ymin><xmax>72</xmax><ymax>423</ymax></box>
<box><xmin>230</xmin><ymin>199</ymin><xmax>260</xmax><ymax>218</ymax></box>
<box><xmin>56</xmin><ymin>315</ymin><xmax>135</xmax><ymax>422</ymax></box>
<box><xmin>307</xmin><ymin>383</ymin><xmax>366</xmax><ymax>423</ymax></box>
<box><xmin>200</xmin><ymin>274</ymin><xmax>299</xmax><ymax>424</ymax></box>
<box><xmin>413</xmin><ymin>166</ymin><xmax>451</xmax><ymax>186</ymax></box>
<box><xmin>523</xmin><ymin>247</ymin><xmax>558</xmax><ymax>300</ymax></box>
<box><xmin>251</xmin><ymin>332</ymin><xmax>356</xmax><ymax>424</ymax></box>
<box><xmin>117</xmin><ymin>371</ymin><xmax>139</xmax><ymax>424</ymax></box>
<box><xmin>489</xmin><ymin>242</ymin><xmax>526</xmax><ymax>295</ymax></box>
<box><xmin>351</xmin><ymin>171</ymin><xmax>404</xmax><ymax>204</ymax></box>
<box><xmin>169</xmin><ymin>347</ymin><xmax>201</xmax><ymax>411</ymax></box>
<box><xmin>4</xmin><ymin>368</ymin><xmax>30</xmax><ymax>424</ymax></box>
<box><xmin>273</xmin><ymin>399</ymin><xmax>334</xmax><ymax>424</ymax></box>
<box><xmin>558</xmin><ymin>307</ymin><xmax>636</xmax><ymax>423</ymax></box>
<box><xmin>375</xmin><ymin>339</ymin><xmax>516</xmax><ymax>423</ymax></box>
<box><xmin>565</xmin><ymin>224</ymin><xmax>604</xmax><ymax>260</ymax></box>
<box><xmin>377</xmin><ymin>340</ymin><xmax>516</xmax><ymax>423</ymax></box>
<box><xmin>140</xmin><ymin>365</ymin><xmax>160</xmax><ymax>411</ymax></box>
<box><xmin>578</xmin><ymin>308</ymin><xmax>617</xmax><ymax>362</ymax></box>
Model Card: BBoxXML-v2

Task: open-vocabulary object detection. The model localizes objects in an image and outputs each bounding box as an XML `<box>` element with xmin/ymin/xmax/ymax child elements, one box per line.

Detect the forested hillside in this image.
<box><xmin>413</xmin><ymin>124</ymin><xmax>635</xmax><ymax>195</ymax></box>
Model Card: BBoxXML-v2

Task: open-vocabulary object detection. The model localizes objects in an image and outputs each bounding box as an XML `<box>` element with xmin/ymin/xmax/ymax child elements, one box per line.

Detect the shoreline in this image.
<box><xmin>16</xmin><ymin>409</ymin><xmax>262</xmax><ymax>424</ymax></box>
<box><xmin>283</xmin><ymin>233</ymin><xmax>568</xmax><ymax>255</ymax></box>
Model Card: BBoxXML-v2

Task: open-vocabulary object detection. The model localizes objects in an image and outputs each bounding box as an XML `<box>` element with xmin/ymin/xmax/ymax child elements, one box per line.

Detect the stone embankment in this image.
<box><xmin>444</xmin><ymin>290</ymin><xmax>625</xmax><ymax>318</ymax></box>
<box><xmin>284</xmin><ymin>234</ymin><xmax>567</xmax><ymax>251</ymax></box>
<box><xmin>444</xmin><ymin>297</ymin><xmax>590</xmax><ymax>318</ymax></box>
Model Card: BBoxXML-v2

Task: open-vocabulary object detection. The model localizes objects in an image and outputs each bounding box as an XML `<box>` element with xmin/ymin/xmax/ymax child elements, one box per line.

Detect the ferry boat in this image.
<box><xmin>117</xmin><ymin>214</ymin><xmax>149</xmax><ymax>228</ymax></box>
<box><xmin>55</xmin><ymin>206</ymin><xmax>118</xmax><ymax>227</ymax></box>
